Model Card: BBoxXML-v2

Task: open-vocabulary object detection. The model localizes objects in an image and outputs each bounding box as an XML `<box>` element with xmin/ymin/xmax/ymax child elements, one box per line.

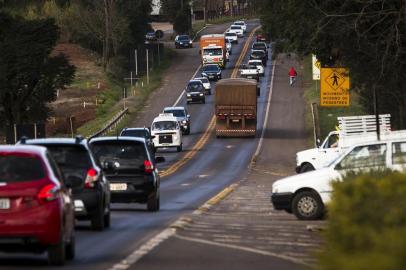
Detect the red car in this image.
<box><xmin>256</xmin><ymin>34</ymin><xmax>267</xmax><ymax>42</ymax></box>
<box><xmin>0</xmin><ymin>145</ymin><xmax>75</xmax><ymax>265</ymax></box>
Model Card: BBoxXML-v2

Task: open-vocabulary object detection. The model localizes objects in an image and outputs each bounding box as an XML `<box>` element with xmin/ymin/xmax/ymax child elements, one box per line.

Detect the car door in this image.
<box><xmin>334</xmin><ymin>143</ymin><xmax>389</xmax><ymax>177</ymax></box>
<box><xmin>389</xmin><ymin>141</ymin><xmax>406</xmax><ymax>171</ymax></box>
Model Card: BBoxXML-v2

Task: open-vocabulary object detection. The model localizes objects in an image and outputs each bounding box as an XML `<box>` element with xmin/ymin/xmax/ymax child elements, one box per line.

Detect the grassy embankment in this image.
<box><xmin>77</xmin><ymin>49</ymin><xmax>176</xmax><ymax>137</ymax></box>
<box><xmin>302</xmin><ymin>55</ymin><xmax>366</xmax><ymax>145</ymax></box>
<box><xmin>192</xmin><ymin>15</ymin><xmax>255</xmax><ymax>37</ymax></box>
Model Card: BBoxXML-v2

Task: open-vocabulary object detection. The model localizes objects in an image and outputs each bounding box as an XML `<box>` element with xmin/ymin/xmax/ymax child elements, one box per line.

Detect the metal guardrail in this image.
<box><xmin>88</xmin><ymin>108</ymin><xmax>129</xmax><ymax>140</ymax></box>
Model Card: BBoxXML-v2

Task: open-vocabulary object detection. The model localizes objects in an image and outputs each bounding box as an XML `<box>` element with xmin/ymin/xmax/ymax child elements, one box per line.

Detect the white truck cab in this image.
<box><xmin>151</xmin><ymin>113</ymin><xmax>183</xmax><ymax>152</ymax></box>
<box><xmin>296</xmin><ymin>114</ymin><xmax>393</xmax><ymax>173</ymax></box>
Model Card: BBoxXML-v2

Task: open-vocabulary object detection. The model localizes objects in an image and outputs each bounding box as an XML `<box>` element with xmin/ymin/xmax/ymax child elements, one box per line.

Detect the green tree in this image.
<box><xmin>0</xmin><ymin>12</ymin><xmax>75</xmax><ymax>127</ymax></box>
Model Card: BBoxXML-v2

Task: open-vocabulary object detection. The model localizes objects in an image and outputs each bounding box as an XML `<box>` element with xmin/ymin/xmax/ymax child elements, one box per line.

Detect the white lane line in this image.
<box><xmin>251</xmin><ymin>62</ymin><xmax>276</xmax><ymax>164</ymax></box>
<box><xmin>172</xmin><ymin>65</ymin><xmax>202</xmax><ymax>107</ymax></box>
<box><xmin>109</xmin><ymin>228</ymin><xmax>176</xmax><ymax>270</ymax></box>
<box><xmin>174</xmin><ymin>234</ymin><xmax>314</xmax><ymax>268</ymax></box>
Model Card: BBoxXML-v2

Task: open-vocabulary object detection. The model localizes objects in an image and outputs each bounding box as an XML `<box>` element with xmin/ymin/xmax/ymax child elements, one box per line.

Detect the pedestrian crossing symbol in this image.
<box><xmin>320</xmin><ymin>68</ymin><xmax>350</xmax><ymax>107</ymax></box>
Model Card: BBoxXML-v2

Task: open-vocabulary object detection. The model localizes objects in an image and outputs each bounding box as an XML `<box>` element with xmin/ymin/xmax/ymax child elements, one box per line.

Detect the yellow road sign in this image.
<box><xmin>320</xmin><ymin>68</ymin><xmax>350</xmax><ymax>106</ymax></box>
<box><xmin>312</xmin><ymin>55</ymin><xmax>320</xmax><ymax>80</ymax></box>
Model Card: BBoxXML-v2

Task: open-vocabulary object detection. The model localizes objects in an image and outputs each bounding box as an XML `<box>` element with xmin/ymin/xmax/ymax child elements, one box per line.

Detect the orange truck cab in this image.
<box><xmin>200</xmin><ymin>34</ymin><xmax>227</xmax><ymax>68</ymax></box>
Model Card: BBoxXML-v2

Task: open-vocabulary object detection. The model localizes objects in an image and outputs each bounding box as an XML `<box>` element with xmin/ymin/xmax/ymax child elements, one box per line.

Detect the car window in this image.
<box><xmin>42</xmin><ymin>145</ymin><xmax>91</xmax><ymax>169</ymax></box>
<box><xmin>164</xmin><ymin>109</ymin><xmax>185</xmax><ymax>117</ymax></box>
<box><xmin>204</xmin><ymin>65</ymin><xmax>219</xmax><ymax>71</ymax></box>
<box><xmin>152</xmin><ymin>121</ymin><xmax>177</xmax><ymax>131</ymax></box>
<box><xmin>90</xmin><ymin>141</ymin><xmax>147</xmax><ymax>169</ymax></box>
<box><xmin>231</xmin><ymin>26</ymin><xmax>241</xmax><ymax>29</ymax></box>
<box><xmin>0</xmin><ymin>154</ymin><xmax>46</xmax><ymax>182</ymax></box>
<box><xmin>47</xmin><ymin>152</ymin><xmax>64</xmax><ymax>181</ymax></box>
<box><xmin>199</xmin><ymin>78</ymin><xmax>209</xmax><ymax>83</ymax></box>
<box><xmin>338</xmin><ymin>144</ymin><xmax>387</xmax><ymax>169</ymax></box>
<box><xmin>203</xmin><ymin>48</ymin><xmax>222</xmax><ymax>56</ymax></box>
<box><xmin>179</xmin><ymin>35</ymin><xmax>189</xmax><ymax>40</ymax></box>
<box><xmin>253</xmin><ymin>43</ymin><xmax>266</xmax><ymax>50</ymax></box>
<box><xmin>121</xmin><ymin>129</ymin><xmax>148</xmax><ymax>138</ymax></box>
<box><xmin>226</xmin><ymin>33</ymin><xmax>236</xmax><ymax>37</ymax></box>
<box><xmin>392</xmin><ymin>142</ymin><xmax>406</xmax><ymax>164</ymax></box>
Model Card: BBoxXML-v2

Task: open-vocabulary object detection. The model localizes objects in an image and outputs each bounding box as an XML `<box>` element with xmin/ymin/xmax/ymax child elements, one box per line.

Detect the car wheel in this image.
<box><xmin>300</xmin><ymin>163</ymin><xmax>315</xmax><ymax>173</ymax></box>
<box><xmin>177</xmin><ymin>144</ymin><xmax>183</xmax><ymax>152</ymax></box>
<box><xmin>65</xmin><ymin>232</ymin><xmax>75</xmax><ymax>260</ymax></box>
<box><xmin>48</xmin><ymin>230</ymin><xmax>66</xmax><ymax>265</ymax></box>
<box><xmin>91</xmin><ymin>206</ymin><xmax>105</xmax><ymax>231</ymax></box>
<box><xmin>185</xmin><ymin>126</ymin><xmax>191</xmax><ymax>135</ymax></box>
<box><xmin>292</xmin><ymin>191</ymin><xmax>324</xmax><ymax>220</ymax></box>
<box><xmin>202</xmin><ymin>99</ymin><xmax>206</xmax><ymax>104</ymax></box>
<box><xmin>147</xmin><ymin>192</ymin><xmax>160</xmax><ymax>212</ymax></box>
<box><xmin>103</xmin><ymin>204</ymin><xmax>111</xmax><ymax>228</ymax></box>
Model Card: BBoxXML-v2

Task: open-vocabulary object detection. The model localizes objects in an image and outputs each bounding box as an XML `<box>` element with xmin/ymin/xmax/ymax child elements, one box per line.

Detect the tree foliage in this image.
<box><xmin>0</xmin><ymin>11</ymin><xmax>75</xmax><ymax>126</ymax></box>
<box><xmin>260</xmin><ymin>0</ymin><xmax>406</xmax><ymax>128</ymax></box>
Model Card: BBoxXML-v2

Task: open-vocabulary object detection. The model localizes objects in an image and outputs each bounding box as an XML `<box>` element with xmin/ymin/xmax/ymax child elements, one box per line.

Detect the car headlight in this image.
<box><xmin>189</xmin><ymin>40</ymin><xmax>192</xmax><ymax>44</ymax></box>
<box><xmin>219</xmin><ymin>57</ymin><xmax>223</xmax><ymax>61</ymax></box>
<box><xmin>217</xmin><ymin>71</ymin><xmax>221</xmax><ymax>75</ymax></box>
<box><xmin>202</xmin><ymin>72</ymin><xmax>207</xmax><ymax>76</ymax></box>
<box><xmin>199</xmin><ymin>93</ymin><xmax>204</xmax><ymax>96</ymax></box>
<box><xmin>187</xmin><ymin>93</ymin><xmax>191</xmax><ymax>97</ymax></box>
<box><xmin>182</xmin><ymin>120</ymin><xmax>187</xmax><ymax>124</ymax></box>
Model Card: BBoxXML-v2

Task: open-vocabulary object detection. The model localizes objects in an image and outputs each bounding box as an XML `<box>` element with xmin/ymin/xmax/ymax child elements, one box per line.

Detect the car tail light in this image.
<box><xmin>85</xmin><ymin>168</ymin><xmax>98</xmax><ymax>188</ymax></box>
<box><xmin>38</xmin><ymin>184</ymin><xmax>59</xmax><ymax>203</ymax></box>
<box><xmin>218</xmin><ymin>115</ymin><xmax>226</xmax><ymax>120</ymax></box>
<box><xmin>144</xmin><ymin>160</ymin><xmax>154</xmax><ymax>174</ymax></box>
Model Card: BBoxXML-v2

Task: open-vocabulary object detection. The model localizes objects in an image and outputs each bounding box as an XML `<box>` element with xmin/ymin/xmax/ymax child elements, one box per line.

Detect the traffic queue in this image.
<box><xmin>0</xmin><ymin>19</ymin><xmax>269</xmax><ymax>265</ymax></box>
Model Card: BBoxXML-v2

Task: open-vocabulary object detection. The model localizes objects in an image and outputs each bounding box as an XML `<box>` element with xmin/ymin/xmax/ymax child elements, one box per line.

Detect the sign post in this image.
<box><xmin>320</xmin><ymin>67</ymin><xmax>350</xmax><ymax>107</ymax></box>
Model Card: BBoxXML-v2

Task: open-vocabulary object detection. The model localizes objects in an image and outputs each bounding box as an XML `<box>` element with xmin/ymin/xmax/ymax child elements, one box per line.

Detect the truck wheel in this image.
<box><xmin>300</xmin><ymin>163</ymin><xmax>315</xmax><ymax>173</ymax></box>
<box><xmin>292</xmin><ymin>191</ymin><xmax>324</xmax><ymax>220</ymax></box>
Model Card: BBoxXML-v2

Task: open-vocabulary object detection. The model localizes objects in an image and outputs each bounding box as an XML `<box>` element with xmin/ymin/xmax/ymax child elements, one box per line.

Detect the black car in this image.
<box><xmin>20</xmin><ymin>137</ymin><xmax>111</xmax><ymax>231</ymax></box>
<box><xmin>89</xmin><ymin>137</ymin><xmax>165</xmax><ymax>211</ymax></box>
<box><xmin>251</xmin><ymin>42</ymin><xmax>268</xmax><ymax>54</ymax></box>
<box><xmin>201</xmin><ymin>64</ymin><xmax>222</xmax><ymax>81</ymax></box>
<box><xmin>186</xmin><ymin>80</ymin><xmax>206</xmax><ymax>104</ymax></box>
<box><xmin>250</xmin><ymin>50</ymin><xmax>267</xmax><ymax>66</ymax></box>
<box><xmin>175</xmin><ymin>35</ymin><xmax>193</xmax><ymax>48</ymax></box>
<box><xmin>120</xmin><ymin>127</ymin><xmax>155</xmax><ymax>153</ymax></box>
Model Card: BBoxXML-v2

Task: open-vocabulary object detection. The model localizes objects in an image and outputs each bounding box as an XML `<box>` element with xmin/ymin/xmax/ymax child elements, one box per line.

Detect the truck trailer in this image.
<box><xmin>215</xmin><ymin>78</ymin><xmax>257</xmax><ymax>137</ymax></box>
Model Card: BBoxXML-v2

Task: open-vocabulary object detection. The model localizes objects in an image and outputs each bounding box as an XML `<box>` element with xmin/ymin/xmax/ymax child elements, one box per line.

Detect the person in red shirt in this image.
<box><xmin>289</xmin><ymin>67</ymin><xmax>297</xmax><ymax>86</ymax></box>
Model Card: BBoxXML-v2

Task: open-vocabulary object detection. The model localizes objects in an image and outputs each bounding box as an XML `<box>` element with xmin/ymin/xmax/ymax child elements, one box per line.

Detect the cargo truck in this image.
<box><xmin>200</xmin><ymin>34</ymin><xmax>227</xmax><ymax>68</ymax></box>
<box><xmin>215</xmin><ymin>78</ymin><xmax>257</xmax><ymax>137</ymax></box>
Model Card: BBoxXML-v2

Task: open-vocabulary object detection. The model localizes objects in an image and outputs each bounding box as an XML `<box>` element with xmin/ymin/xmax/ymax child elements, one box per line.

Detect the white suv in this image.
<box><xmin>271</xmin><ymin>139</ymin><xmax>406</xmax><ymax>220</ymax></box>
<box><xmin>151</xmin><ymin>113</ymin><xmax>183</xmax><ymax>152</ymax></box>
<box><xmin>228</xmin><ymin>25</ymin><xmax>244</xmax><ymax>37</ymax></box>
<box><xmin>233</xmin><ymin>21</ymin><xmax>247</xmax><ymax>33</ymax></box>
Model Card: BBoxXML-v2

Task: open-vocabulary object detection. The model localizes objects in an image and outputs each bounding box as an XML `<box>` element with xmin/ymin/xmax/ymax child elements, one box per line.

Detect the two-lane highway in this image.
<box><xmin>0</xmin><ymin>20</ymin><xmax>273</xmax><ymax>270</ymax></box>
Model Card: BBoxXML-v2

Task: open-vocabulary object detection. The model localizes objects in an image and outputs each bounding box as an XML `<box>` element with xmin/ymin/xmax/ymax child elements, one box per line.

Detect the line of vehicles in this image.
<box><xmin>0</xmin><ymin>19</ymin><xmax>270</xmax><ymax>265</ymax></box>
<box><xmin>271</xmin><ymin>114</ymin><xmax>406</xmax><ymax>220</ymax></box>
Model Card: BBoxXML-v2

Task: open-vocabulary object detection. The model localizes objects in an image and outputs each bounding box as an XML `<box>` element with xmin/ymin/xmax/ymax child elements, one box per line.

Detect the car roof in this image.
<box><xmin>189</xmin><ymin>79</ymin><xmax>203</xmax><ymax>83</ymax></box>
<box><xmin>203</xmin><ymin>64</ymin><xmax>220</xmax><ymax>68</ymax></box>
<box><xmin>194</xmin><ymin>77</ymin><xmax>209</xmax><ymax>80</ymax></box>
<box><xmin>121</xmin><ymin>127</ymin><xmax>149</xmax><ymax>132</ymax></box>
<box><xmin>23</xmin><ymin>137</ymin><xmax>88</xmax><ymax>146</ymax></box>
<box><xmin>0</xmin><ymin>145</ymin><xmax>48</xmax><ymax>157</ymax></box>
<box><xmin>153</xmin><ymin>114</ymin><xmax>178</xmax><ymax>122</ymax></box>
<box><xmin>251</xmin><ymin>50</ymin><xmax>265</xmax><ymax>54</ymax></box>
<box><xmin>164</xmin><ymin>106</ymin><xmax>185</xmax><ymax>111</ymax></box>
<box><xmin>225</xmin><ymin>32</ymin><xmax>237</xmax><ymax>35</ymax></box>
<box><xmin>89</xmin><ymin>136</ymin><xmax>147</xmax><ymax>144</ymax></box>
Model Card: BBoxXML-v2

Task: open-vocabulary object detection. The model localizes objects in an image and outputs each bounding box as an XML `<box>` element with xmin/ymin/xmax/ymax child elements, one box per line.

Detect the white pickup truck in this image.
<box><xmin>239</xmin><ymin>64</ymin><xmax>259</xmax><ymax>81</ymax></box>
<box><xmin>295</xmin><ymin>114</ymin><xmax>401</xmax><ymax>173</ymax></box>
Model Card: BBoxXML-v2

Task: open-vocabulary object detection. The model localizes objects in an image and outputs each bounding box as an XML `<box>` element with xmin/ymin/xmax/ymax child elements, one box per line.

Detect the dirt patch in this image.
<box><xmin>47</xmin><ymin>43</ymin><xmax>108</xmax><ymax>136</ymax></box>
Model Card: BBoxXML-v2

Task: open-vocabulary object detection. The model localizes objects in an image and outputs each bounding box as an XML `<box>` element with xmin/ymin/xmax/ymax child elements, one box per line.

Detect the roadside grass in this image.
<box><xmin>302</xmin><ymin>55</ymin><xmax>366</xmax><ymax>143</ymax></box>
<box><xmin>192</xmin><ymin>15</ymin><xmax>256</xmax><ymax>38</ymax></box>
<box><xmin>77</xmin><ymin>49</ymin><xmax>177</xmax><ymax>137</ymax></box>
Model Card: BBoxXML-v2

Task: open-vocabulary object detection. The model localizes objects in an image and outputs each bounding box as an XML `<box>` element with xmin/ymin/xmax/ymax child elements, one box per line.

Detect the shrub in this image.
<box><xmin>318</xmin><ymin>171</ymin><xmax>406</xmax><ymax>270</ymax></box>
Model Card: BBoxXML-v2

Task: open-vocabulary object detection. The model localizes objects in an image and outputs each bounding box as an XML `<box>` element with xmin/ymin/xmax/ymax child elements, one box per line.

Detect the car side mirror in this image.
<box><xmin>150</xmin><ymin>135</ymin><xmax>156</xmax><ymax>139</ymax></box>
<box><xmin>316</xmin><ymin>138</ymin><xmax>321</xmax><ymax>147</ymax></box>
<box><xmin>65</xmin><ymin>175</ymin><xmax>82</xmax><ymax>188</ymax></box>
<box><xmin>155</xmin><ymin>156</ymin><xmax>166</xmax><ymax>163</ymax></box>
<box><xmin>335</xmin><ymin>162</ymin><xmax>342</xmax><ymax>170</ymax></box>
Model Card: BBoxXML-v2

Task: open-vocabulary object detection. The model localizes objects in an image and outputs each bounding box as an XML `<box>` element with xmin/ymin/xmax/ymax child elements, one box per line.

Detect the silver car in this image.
<box><xmin>194</xmin><ymin>77</ymin><xmax>211</xmax><ymax>95</ymax></box>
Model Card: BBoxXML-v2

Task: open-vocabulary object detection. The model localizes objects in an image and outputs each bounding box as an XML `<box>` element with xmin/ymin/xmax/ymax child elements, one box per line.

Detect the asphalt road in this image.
<box><xmin>0</xmin><ymin>20</ymin><xmax>276</xmax><ymax>269</ymax></box>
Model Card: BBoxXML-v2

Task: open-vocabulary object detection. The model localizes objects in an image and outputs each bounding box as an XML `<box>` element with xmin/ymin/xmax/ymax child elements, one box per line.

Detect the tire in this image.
<box><xmin>300</xmin><ymin>163</ymin><xmax>315</xmax><ymax>173</ymax></box>
<box><xmin>65</xmin><ymin>233</ymin><xmax>75</xmax><ymax>261</ymax></box>
<box><xmin>292</xmin><ymin>191</ymin><xmax>324</xmax><ymax>220</ymax></box>
<box><xmin>185</xmin><ymin>126</ymin><xmax>191</xmax><ymax>135</ymax></box>
<box><xmin>47</xmin><ymin>231</ymin><xmax>66</xmax><ymax>265</ymax></box>
<box><xmin>91</xmin><ymin>206</ymin><xmax>105</xmax><ymax>231</ymax></box>
<box><xmin>202</xmin><ymin>99</ymin><xmax>206</xmax><ymax>104</ymax></box>
<box><xmin>147</xmin><ymin>192</ymin><xmax>160</xmax><ymax>212</ymax></box>
<box><xmin>176</xmin><ymin>144</ymin><xmax>182</xmax><ymax>152</ymax></box>
<box><xmin>104</xmin><ymin>205</ymin><xmax>111</xmax><ymax>228</ymax></box>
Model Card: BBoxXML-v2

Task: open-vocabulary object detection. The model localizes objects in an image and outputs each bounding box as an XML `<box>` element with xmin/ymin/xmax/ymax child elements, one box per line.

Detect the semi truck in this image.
<box><xmin>215</xmin><ymin>78</ymin><xmax>257</xmax><ymax>137</ymax></box>
<box><xmin>200</xmin><ymin>34</ymin><xmax>227</xmax><ymax>68</ymax></box>
<box><xmin>295</xmin><ymin>114</ymin><xmax>406</xmax><ymax>173</ymax></box>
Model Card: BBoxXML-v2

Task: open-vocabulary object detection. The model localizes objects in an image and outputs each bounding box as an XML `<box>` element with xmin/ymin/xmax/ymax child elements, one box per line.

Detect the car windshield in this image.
<box><xmin>249</xmin><ymin>60</ymin><xmax>262</xmax><ymax>66</ymax></box>
<box><xmin>197</xmin><ymin>78</ymin><xmax>209</xmax><ymax>83</ymax></box>
<box><xmin>242</xmin><ymin>65</ymin><xmax>257</xmax><ymax>69</ymax></box>
<box><xmin>90</xmin><ymin>141</ymin><xmax>147</xmax><ymax>169</ymax></box>
<box><xmin>226</xmin><ymin>33</ymin><xmax>236</xmax><ymax>37</ymax></box>
<box><xmin>121</xmin><ymin>129</ymin><xmax>148</xmax><ymax>138</ymax></box>
<box><xmin>203</xmin><ymin>48</ymin><xmax>222</xmax><ymax>56</ymax></box>
<box><xmin>164</xmin><ymin>109</ymin><xmax>185</xmax><ymax>117</ymax></box>
<box><xmin>252</xmin><ymin>51</ymin><xmax>265</xmax><ymax>57</ymax></box>
<box><xmin>253</xmin><ymin>43</ymin><xmax>266</xmax><ymax>50</ymax></box>
<box><xmin>203</xmin><ymin>65</ymin><xmax>219</xmax><ymax>72</ymax></box>
<box><xmin>187</xmin><ymin>82</ymin><xmax>204</xmax><ymax>92</ymax></box>
<box><xmin>152</xmin><ymin>121</ymin><xmax>177</xmax><ymax>131</ymax></box>
<box><xmin>178</xmin><ymin>35</ymin><xmax>189</xmax><ymax>40</ymax></box>
<box><xmin>231</xmin><ymin>26</ymin><xmax>241</xmax><ymax>30</ymax></box>
<box><xmin>0</xmin><ymin>154</ymin><xmax>45</xmax><ymax>182</ymax></box>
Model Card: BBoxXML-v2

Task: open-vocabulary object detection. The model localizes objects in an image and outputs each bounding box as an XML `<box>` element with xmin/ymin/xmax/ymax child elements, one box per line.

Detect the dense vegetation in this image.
<box><xmin>319</xmin><ymin>171</ymin><xmax>406</xmax><ymax>270</ymax></box>
<box><xmin>260</xmin><ymin>1</ymin><xmax>406</xmax><ymax>129</ymax></box>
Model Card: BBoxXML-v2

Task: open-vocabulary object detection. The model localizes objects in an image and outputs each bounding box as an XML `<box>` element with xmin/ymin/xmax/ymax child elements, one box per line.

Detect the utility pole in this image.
<box><xmin>146</xmin><ymin>49</ymin><xmax>150</xmax><ymax>85</ymax></box>
<box><xmin>134</xmin><ymin>49</ymin><xmax>138</xmax><ymax>76</ymax></box>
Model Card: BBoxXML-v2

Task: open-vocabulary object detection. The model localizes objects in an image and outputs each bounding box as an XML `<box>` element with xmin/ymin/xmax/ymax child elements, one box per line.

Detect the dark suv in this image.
<box><xmin>20</xmin><ymin>137</ymin><xmax>111</xmax><ymax>231</ymax></box>
<box><xmin>89</xmin><ymin>137</ymin><xmax>165</xmax><ymax>211</ymax></box>
<box><xmin>120</xmin><ymin>127</ymin><xmax>155</xmax><ymax>153</ymax></box>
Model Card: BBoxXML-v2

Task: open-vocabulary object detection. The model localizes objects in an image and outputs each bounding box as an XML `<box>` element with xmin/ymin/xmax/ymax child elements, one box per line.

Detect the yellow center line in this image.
<box><xmin>159</xmin><ymin>25</ymin><xmax>261</xmax><ymax>178</ymax></box>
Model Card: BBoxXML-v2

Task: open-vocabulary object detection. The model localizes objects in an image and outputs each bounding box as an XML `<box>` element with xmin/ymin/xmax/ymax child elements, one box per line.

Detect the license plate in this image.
<box><xmin>0</xmin><ymin>198</ymin><xmax>10</xmax><ymax>209</ymax></box>
<box><xmin>209</xmin><ymin>75</ymin><xmax>214</xmax><ymax>78</ymax></box>
<box><xmin>110</xmin><ymin>183</ymin><xmax>127</xmax><ymax>191</ymax></box>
